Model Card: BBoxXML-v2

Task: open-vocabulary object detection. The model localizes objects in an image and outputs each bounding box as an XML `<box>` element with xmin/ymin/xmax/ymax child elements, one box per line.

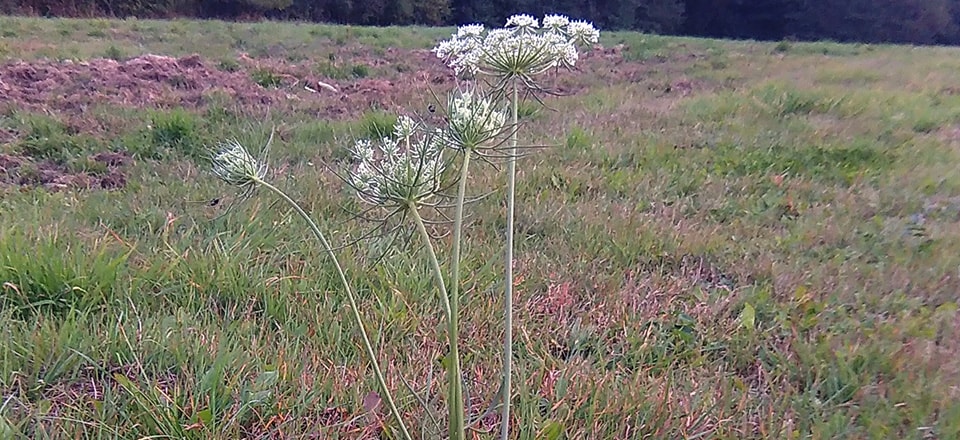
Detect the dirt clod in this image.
<box><xmin>92</xmin><ymin>151</ymin><xmax>131</xmax><ymax>167</ymax></box>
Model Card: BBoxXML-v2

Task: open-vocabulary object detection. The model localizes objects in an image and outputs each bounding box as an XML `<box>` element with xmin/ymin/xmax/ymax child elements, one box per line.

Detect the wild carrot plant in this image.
<box><xmin>434</xmin><ymin>14</ymin><xmax>599</xmax><ymax>438</ymax></box>
<box><xmin>343</xmin><ymin>94</ymin><xmax>508</xmax><ymax>438</ymax></box>
<box><xmin>206</xmin><ymin>13</ymin><xmax>598</xmax><ymax>440</ymax></box>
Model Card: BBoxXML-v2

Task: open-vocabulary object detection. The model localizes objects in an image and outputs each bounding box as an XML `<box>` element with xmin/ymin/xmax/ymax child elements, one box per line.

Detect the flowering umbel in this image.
<box><xmin>440</xmin><ymin>88</ymin><xmax>508</xmax><ymax>154</ymax></box>
<box><xmin>433</xmin><ymin>14</ymin><xmax>600</xmax><ymax>89</ymax></box>
<box><xmin>349</xmin><ymin>116</ymin><xmax>446</xmax><ymax>209</ymax></box>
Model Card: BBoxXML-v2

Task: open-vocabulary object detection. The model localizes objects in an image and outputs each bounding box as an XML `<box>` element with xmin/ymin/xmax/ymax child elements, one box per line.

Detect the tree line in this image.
<box><xmin>2</xmin><ymin>0</ymin><xmax>959</xmax><ymax>45</ymax></box>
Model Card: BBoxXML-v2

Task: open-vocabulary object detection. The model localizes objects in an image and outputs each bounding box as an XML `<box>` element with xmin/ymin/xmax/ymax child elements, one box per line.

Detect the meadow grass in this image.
<box><xmin>1</xmin><ymin>16</ymin><xmax>960</xmax><ymax>439</ymax></box>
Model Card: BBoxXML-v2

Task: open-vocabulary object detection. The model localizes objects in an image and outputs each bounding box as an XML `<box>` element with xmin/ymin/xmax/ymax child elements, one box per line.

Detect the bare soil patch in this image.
<box><xmin>0</xmin><ymin>45</ymin><xmax>659</xmax><ymax>119</ymax></box>
<box><xmin>0</xmin><ymin>51</ymin><xmax>455</xmax><ymax>117</ymax></box>
<box><xmin>0</xmin><ymin>45</ymin><xmax>670</xmax><ymax>192</ymax></box>
<box><xmin>0</xmin><ymin>150</ymin><xmax>131</xmax><ymax>191</ymax></box>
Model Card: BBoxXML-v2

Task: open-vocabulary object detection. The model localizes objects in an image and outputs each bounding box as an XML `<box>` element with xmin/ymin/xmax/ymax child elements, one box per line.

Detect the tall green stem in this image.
<box><xmin>254</xmin><ymin>178</ymin><xmax>412</xmax><ymax>440</ymax></box>
<box><xmin>408</xmin><ymin>202</ymin><xmax>465</xmax><ymax>440</ymax></box>
<box><xmin>450</xmin><ymin>150</ymin><xmax>472</xmax><ymax>438</ymax></box>
<box><xmin>500</xmin><ymin>81</ymin><xmax>519</xmax><ymax>440</ymax></box>
<box><xmin>450</xmin><ymin>149</ymin><xmax>471</xmax><ymax>343</ymax></box>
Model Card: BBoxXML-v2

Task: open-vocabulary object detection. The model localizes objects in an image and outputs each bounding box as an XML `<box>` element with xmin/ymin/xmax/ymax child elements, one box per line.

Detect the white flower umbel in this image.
<box><xmin>441</xmin><ymin>88</ymin><xmax>508</xmax><ymax>155</ymax></box>
<box><xmin>567</xmin><ymin>19</ymin><xmax>601</xmax><ymax>46</ymax></box>
<box><xmin>349</xmin><ymin>118</ymin><xmax>446</xmax><ymax>211</ymax></box>
<box><xmin>542</xmin><ymin>14</ymin><xmax>570</xmax><ymax>32</ymax></box>
<box><xmin>457</xmin><ymin>23</ymin><xmax>485</xmax><ymax>38</ymax></box>
<box><xmin>393</xmin><ymin>114</ymin><xmax>419</xmax><ymax>140</ymax></box>
<box><xmin>505</xmin><ymin>14</ymin><xmax>538</xmax><ymax>33</ymax></box>
<box><xmin>433</xmin><ymin>13</ymin><xmax>599</xmax><ymax>89</ymax></box>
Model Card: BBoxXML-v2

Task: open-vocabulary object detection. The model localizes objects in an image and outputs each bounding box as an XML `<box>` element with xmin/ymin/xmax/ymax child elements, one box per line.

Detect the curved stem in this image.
<box><xmin>500</xmin><ymin>80</ymin><xmax>519</xmax><ymax>440</ymax></box>
<box><xmin>254</xmin><ymin>178</ymin><xmax>412</xmax><ymax>440</ymax></box>
<box><xmin>410</xmin><ymin>208</ymin><xmax>453</xmax><ymax>323</ymax></box>
<box><xmin>408</xmin><ymin>202</ymin><xmax>465</xmax><ymax>440</ymax></box>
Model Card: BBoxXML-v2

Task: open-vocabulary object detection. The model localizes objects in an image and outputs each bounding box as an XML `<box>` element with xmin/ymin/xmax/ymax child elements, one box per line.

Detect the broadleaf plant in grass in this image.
<box><xmin>433</xmin><ymin>13</ymin><xmax>599</xmax><ymax>438</ymax></box>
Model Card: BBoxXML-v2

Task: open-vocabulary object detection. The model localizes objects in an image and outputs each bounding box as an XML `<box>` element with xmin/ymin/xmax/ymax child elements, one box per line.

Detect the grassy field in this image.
<box><xmin>1</xmin><ymin>15</ymin><xmax>960</xmax><ymax>439</ymax></box>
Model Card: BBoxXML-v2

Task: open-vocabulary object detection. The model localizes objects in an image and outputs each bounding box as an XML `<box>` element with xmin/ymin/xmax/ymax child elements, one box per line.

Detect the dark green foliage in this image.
<box><xmin>3</xmin><ymin>0</ymin><xmax>960</xmax><ymax>44</ymax></box>
<box><xmin>786</xmin><ymin>0</ymin><xmax>960</xmax><ymax>44</ymax></box>
<box><xmin>684</xmin><ymin>0</ymin><xmax>960</xmax><ymax>44</ymax></box>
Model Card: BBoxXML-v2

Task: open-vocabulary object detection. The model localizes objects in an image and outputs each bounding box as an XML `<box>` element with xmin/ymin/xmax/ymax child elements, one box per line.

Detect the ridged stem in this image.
<box><xmin>408</xmin><ymin>202</ymin><xmax>465</xmax><ymax>440</ymax></box>
<box><xmin>500</xmin><ymin>80</ymin><xmax>519</xmax><ymax>440</ymax></box>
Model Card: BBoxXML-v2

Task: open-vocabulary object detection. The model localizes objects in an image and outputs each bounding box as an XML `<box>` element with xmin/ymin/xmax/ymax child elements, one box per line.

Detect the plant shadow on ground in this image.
<box><xmin>1</xmin><ymin>16</ymin><xmax>960</xmax><ymax>440</ymax></box>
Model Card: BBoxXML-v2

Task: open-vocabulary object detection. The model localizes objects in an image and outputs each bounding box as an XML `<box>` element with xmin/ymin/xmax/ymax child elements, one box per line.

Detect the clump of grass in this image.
<box><xmin>565</xmin><ymin>126</ymin><xmax>593</xmax><ymax>153</ymax></box>
<box><xmin>250</xmin><ymin>68</ymin><xmax>284</xmax><ymax>88</ymax></box>
<box><xmin>141</xmin><ymin>109</ymin><xmax>202</xmax><ymax>159</ymax></box>
<box><xmin>358</xmin><ymin>109</ymin><xmax>397</xmax><ymax>139</ymax></box>
<box><xmin>16</xmin><ymin>114</ymin><xmax>93</xmax><ymax>164</ymax></box>
<box><xmin>0</xmin><ymin>227</ymin><xmax>130</xmax><ymax>318</ymax></box>
<box><xmin>912</xmin><ymin>116</ymin><xmax>941</xmax><ymax>133</ymax></box>
<box><xmin>104</xmin><ymin>44</ymin><xmax>124</xmax><ymax>61</ymax></box>
<box><xmin>350</xmin><ymin>64</ymin><xmax>370</xmax><ymax>78</ymax></box>
<box><xmin>65</xmin><ymin>156</ymin><xmax>109</xmax><ymax>175</ymax></box>
<box><xmin>614</xmin><ymin>33</ymin><xmax>672</xmax><ymax>62</ymax></box>
<box><xmin>773</xmin><ymin>39</ymin><xmax>792</xmax><ymax>53</ymax></box>
<box><xmin>250</xmin><ymin>69</ymin><xmax>282</xmax><ymax>88</ymax></box>
<box><xmin>288</xmin><ymin>120</ymin><xmax>341</xmax><ymax>161</ymax></box>
<box><xmin>753</xmin><ymin>83</ymin><xmax>820</xmax><ymax>117</ymax></box>
<box><xmin>217</xmin><ymin>58</ymin><xmax>240</xmax><ymax>72</ymax></box>
<box><xmin>315</xmin><ymin>56</ymin><xmax>371</xmax><ymax>80</ymax></box>
<box><xmin>789</xmin><ymin>40</ymin><xmax>866</xmax><ymax>56</ymax></box>
<box><xmin>751</xmin><ymin>82</ymin><xmax>847</xmax><ymax>118</ymax></box>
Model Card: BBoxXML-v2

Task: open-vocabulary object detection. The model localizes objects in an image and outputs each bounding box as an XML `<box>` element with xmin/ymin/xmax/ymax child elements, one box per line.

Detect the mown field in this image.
<box><xmin>1</xmin><ymin>15</ymin><xmax>959</xmax><ymax>440</ymax></box>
